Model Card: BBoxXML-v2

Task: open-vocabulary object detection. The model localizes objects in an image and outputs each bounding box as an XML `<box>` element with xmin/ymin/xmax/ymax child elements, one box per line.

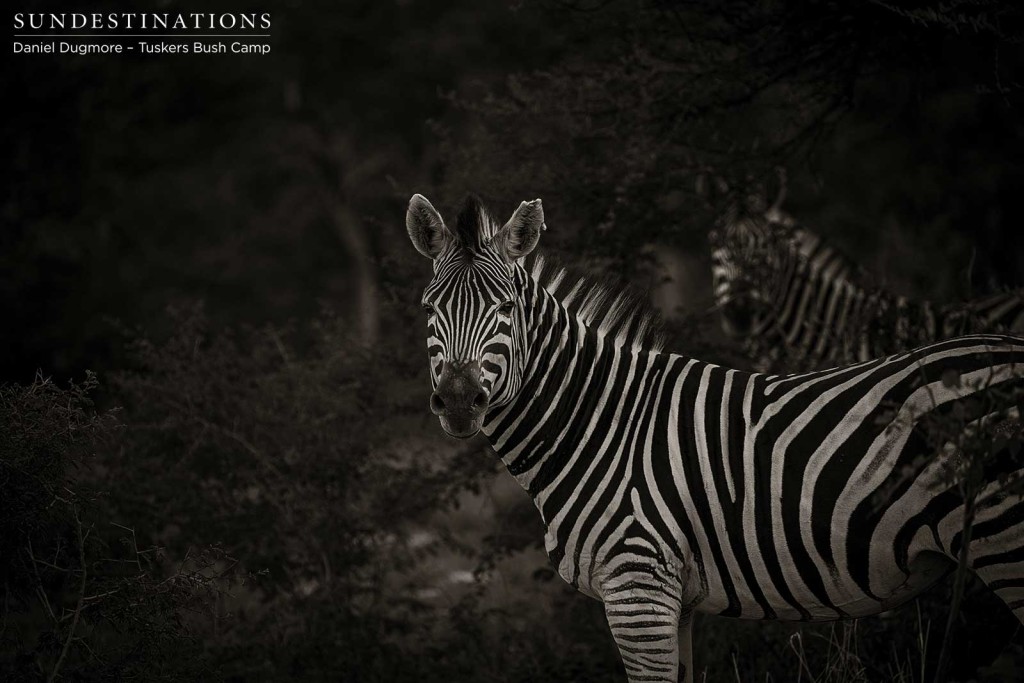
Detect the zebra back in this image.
<box><xmin>711</xmin><ymin>208</ymin><xmax>1024</xmax><ymax>371</ymax></box>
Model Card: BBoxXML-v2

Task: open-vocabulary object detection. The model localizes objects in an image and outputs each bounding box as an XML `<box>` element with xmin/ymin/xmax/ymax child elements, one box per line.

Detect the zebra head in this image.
<box><xmin>709</xmin><ymin>214</ymin><xmax>772</xmax><ymax>338</ymax></box>
<box><xmin>406</xmin><ymin>193</ymin><xmax>545</xmax><ymax>439</ymax></box>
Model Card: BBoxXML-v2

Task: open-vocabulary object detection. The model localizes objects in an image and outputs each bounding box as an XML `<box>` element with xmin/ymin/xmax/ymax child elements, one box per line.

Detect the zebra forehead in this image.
<box><xmin>429</xmin><ymin>257</ymin><xmax>513</xmax><ymax>301</ymax></box>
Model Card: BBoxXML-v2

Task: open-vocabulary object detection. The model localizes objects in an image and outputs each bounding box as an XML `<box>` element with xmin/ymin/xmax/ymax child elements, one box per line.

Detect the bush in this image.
<box><xmin>0</xmin><ymin>373</ymin><xmax>226</xmax><ymax>681</ymax></box>
<box><xmin>106</xmin><ymin>304</ymin><xmax>499</xmax><ymax>680</ymax></box>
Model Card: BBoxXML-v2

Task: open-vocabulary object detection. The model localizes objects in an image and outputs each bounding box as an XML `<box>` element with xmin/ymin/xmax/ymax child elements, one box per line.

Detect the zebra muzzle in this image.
<box><xmin>430</xmin><ymin>360</ymin><xmax>489</xmax><ymax>438</ymax></box>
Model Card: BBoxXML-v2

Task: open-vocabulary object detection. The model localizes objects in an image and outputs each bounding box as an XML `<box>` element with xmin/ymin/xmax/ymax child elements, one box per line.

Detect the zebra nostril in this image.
<box><xmin>472</xmin><ymin>390</ymin><xmax>489</xmax><ymax>411</ymax></box>
<box><xmin>429</xmin><ymin>392</ymin><xmax>446</xmax><ymax>415</ymax></box>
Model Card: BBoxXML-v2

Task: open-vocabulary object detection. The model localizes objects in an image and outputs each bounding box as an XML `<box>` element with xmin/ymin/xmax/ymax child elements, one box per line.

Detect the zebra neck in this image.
<box><xmin>758</xmin><ymin>234</ymin><xmax>881</xmax><ymax>363</ymax></box>
<box><xmin>482</xmin><ymin>284</ymin><xmax>666</xmax><ymax>501</ymax></box>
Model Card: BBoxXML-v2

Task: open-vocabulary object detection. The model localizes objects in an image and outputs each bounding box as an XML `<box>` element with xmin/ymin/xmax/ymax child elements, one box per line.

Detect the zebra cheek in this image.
<box><xmin>482</xmin><ymin>374</ymin><xmax>500</xmax><ymax>403</ymax></box>
<box><xmin>427</xmin><ymin>353</ymin><xmax>445</xmax><ymax>389</ymax></box>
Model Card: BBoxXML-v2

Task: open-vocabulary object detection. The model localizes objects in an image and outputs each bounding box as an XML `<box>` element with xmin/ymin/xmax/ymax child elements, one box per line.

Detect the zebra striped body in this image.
<box><xmin>711</xmin><ymin>209</ymin><xmax>1024</xmax><ymax>371</ymax></box>
<box><xmin>408</xmin><ymin>195</ymin><xmax>1024</xmax><ymax>682</ymax></box>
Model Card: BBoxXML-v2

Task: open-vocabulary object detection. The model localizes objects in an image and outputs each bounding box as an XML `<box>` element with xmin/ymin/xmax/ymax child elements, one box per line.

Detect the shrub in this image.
<box><xmin>0</xmin><ymin>373</ymin><xmax>226</xmax><ymax>681</ymax></box>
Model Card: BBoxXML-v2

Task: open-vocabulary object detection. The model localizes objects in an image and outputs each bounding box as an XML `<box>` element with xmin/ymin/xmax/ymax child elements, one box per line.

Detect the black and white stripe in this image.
<box><xmin>409</xmin><ymin>195</ymin><xmax>1024</xmax><ymax>682</ymax></box>
<box><xmin>710</xmin><ymin>208</ymin><xmax>1024</xmax><ymax>371</ymax></box>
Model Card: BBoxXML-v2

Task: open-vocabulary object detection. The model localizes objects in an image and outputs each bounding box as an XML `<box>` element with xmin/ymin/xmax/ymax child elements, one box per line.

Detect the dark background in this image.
<box><xmin>3</xmin><ymin>1</ymin><xmax>1023</xmax><ymax>681</ymax></box>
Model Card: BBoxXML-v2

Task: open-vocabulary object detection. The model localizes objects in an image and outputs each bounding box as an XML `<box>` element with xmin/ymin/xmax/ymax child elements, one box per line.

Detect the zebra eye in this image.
<box><xmin>422</xmin><ymin>302</ymin><xmax>436</xmax><ymax>316</ymax></box>
<box><xmin>497</xmin><ymin>301</ymin><xmax>515</xmax><ymax>317</ymax></box>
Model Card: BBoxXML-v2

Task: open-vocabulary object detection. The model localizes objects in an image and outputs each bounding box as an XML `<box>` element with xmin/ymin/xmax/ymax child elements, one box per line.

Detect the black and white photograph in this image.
<box><xmin>4</xmin><ymin>1</ymin><xmax>1024</xmax><ymax>681</ymax></box>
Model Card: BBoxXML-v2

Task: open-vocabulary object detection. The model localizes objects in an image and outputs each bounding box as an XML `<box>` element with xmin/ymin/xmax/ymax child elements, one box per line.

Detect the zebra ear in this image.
<box><xmin>407</xmin><ymin>194</ymin><xmax>451</xmax><ymax>259</ymax></box>
<box><xmin>498</xmin><ymin>198</ymin><xmax>545</xmax><ymax>260</ymax></box>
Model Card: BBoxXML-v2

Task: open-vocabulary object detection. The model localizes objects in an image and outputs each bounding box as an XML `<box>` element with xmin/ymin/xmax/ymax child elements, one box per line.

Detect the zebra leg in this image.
<box><xmin>950</xmin><ymin>477</ymin><xmax>1024</xmax><ymax>624</ymax></box>
<box><xmin>962</xmin><ymin>431</ymin><xmax>1024</xmax><ymax>624</ymax></box>
<box><xmin>974</xmin><ymin>559</ymin><xmax>1024</xmax><ymax>624</ymax></box>
<box><xmin>602</xmin><ymin>583</ymin><xmax>686</xmax><ymax>683</ymax></box>
<box><xmin>969</xmin><ymin>517</ymin><xmax>1024</xmax><ymax>625</ymax></box>
<box><xmin>678</xmin><ymin>610</ymin><xmax>694</xmax><ymax>683</ymax></box>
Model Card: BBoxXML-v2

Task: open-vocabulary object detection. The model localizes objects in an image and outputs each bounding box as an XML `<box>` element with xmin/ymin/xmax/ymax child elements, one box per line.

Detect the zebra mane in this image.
<box><xmin>728</xmin><ymin>207</ymin><xmax>867</xmax><ymax>288</ymax></box>
<box><xmin>452</xmin><ymin>194</ymin><xmax>501</xmax><ymax>252</ymax></box>
<box><xmin>448</xmin><ymin>195</ymin><xmax>665</xmax><ymax>352</ymax></box>
<box><xmin>528</xmin><ymin>254</ymin><xmax>666</xmax><ymax>354</ymax></box>
<box><xmin>787</xmin><ymin>226</ymin><xmax>865</xmax><ymax>285</ymax></box>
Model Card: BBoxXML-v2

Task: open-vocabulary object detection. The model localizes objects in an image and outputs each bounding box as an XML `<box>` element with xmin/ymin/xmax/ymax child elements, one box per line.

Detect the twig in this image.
<box><xmin>27</xmin><ymin>539</ymin><xmax>57</xmax><ymax>622</ymax></box>
<box><xmin>0</xmin><ymin>580</ymin><xmax>8</xmax><ymax>638</ymax></box>
<box><xmin>917</xmin><ymin>600</ymin><xmax>930</xmax><ymax>683</ymax></box>
<box><xmin>268</xmin><ymin>328</ymin><xmax>292</xmax><ymax>366</ymax></box>
<box><xmin>933</xmin><ymin>494</ymin><xmax>975</xmax><ymax>683</ymax></box>
<box><xmin>48</xmin><ymin>506</ymin><xmax>87</xmax><ymax>683</ymax></box>
<box><xmin>111</xmin><ymin>522</ymin><xmax>142</xmax><ymax>571</ymax></box>
<box><xmin>83</xmin><ymin>587</ymin><xmax>122</xmax><ymax>603</ymax></box>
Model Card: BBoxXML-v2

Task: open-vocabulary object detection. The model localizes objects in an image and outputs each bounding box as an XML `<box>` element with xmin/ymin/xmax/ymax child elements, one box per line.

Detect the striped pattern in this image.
<box><xmin>710</xmin><ymin>208</ymin><xmax>1024</xmax><ymax>371</ymax></box>
<box><xmin>410</xmin><ymin>196</ymin><xmax>1024</xmax><ymax>683</ymax></box>
<box><xmin>422</xmin><ymin>202</ymin><xmax>527</xmax><ymax>405</ymax></box>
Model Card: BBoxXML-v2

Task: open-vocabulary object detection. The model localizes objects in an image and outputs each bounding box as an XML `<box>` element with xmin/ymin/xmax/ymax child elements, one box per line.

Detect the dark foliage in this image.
<box><xmin>436</xmin><ymin>0</ymin><xmax>1023</xmax><ymax>293</ymax></box>
<box><xmin>0</xmin><ymin>374</ymin><xmax>228</xmax><ymax>681</ymax></box>
<box><xmin>105</xmin><ymin>304</ymin><xmax>501</xmax><ymax>680</ymax></box>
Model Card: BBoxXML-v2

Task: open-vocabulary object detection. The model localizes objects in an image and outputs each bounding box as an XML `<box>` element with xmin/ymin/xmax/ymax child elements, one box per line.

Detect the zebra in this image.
<box><xmin>406</xmin><ymin>193</ymin><xmax>1024</xmax><ymax>682</ymax></box>
<box><xmin>710</xmin><ymin>205</ymin><xmax>1024</xmax><ymax>372</ymax></box>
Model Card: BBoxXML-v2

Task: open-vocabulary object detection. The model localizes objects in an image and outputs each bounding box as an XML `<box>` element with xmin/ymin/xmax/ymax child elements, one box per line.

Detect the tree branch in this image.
<box><xmin>48</xmin><ymin>506</ymin><xmax>87</xmax><ymax>683</ymax></box>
